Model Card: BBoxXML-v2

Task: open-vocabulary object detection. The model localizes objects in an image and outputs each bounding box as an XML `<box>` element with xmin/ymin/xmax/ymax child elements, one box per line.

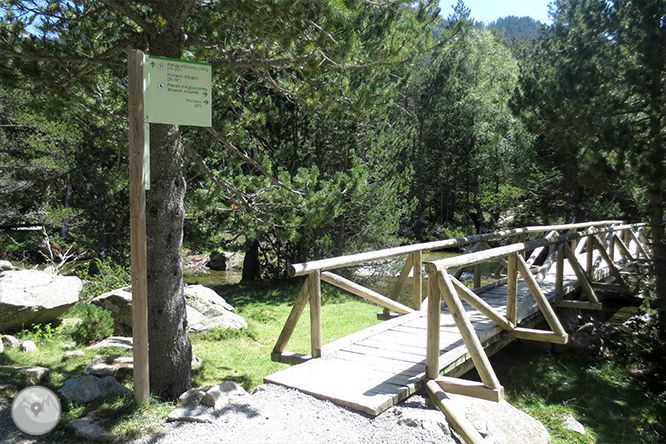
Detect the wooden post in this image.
<box><xmin>128</xmin><ymin>49</ymin><xmax>149</xmax><ymax>405</ymax></box>
<box><xmin>426</xmin><ymin>272</ymin><xmax>441</xmax><ymax>379</ymax></box>
<box><xmin>273</xmin><ymin>279</ymin><xmax>310</xmax><ymax>356</ymax></box>
<box><xmin>438</xmin><ymin>271</ymin><xmax>501</xmax><ymax>390</ymax></box>
<box><xmin>506</xmin><ymin>253</ymin><xmax>517</xmax><ymax>325</ymax></box>
<box><xmin>563</xmin><ymin>243</ymin><xmax>600</xmax><ymax>305</ymax></box>
<box><xmin>309</xmin><ymin>270</ymin><xmax>322</xmax><ymax>358</ymax></box>
<box><xmin>425</xmin><ymin>380</ymin><xmax>485</xmax><ymax>444</ymax></box>
<box><xmin>382</xmin><ymin>255</ymin><xmax>413</xmax><ymax>317</ymax></box>
<box><xmin>586</xmin><ymin>235</ymin><xmax>594</xmax><ymax>274</ymax></box>
<box><xmin>473</xmin><ymin>263</ymin><xmax>481</xmax><ymax>289</ymax></box>
<box><xmin>556</xmin><ymin>246</ymin><xmax>564</xmax><ymax>298</ymax></box>
<box><xmin>412</xmin><ymin>251</ymin><xmax>423</xmax><ymax>309</ymax></box>
<box><xmin>516</xmin><ymin>255</ymin><xmax>568</xmax><ymax>338</ymax></box>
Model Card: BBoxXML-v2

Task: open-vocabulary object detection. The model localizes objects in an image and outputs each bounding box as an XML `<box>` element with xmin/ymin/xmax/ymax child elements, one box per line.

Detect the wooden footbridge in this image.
<box><xmin>264</xmin><ymin>221</ymin><xmax>650</xmax><ymax>443</ymax></box>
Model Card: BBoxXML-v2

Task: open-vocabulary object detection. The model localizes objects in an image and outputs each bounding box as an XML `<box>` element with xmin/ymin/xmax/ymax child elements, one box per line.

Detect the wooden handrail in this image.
<box><xmin>424</xmin><ymin>223</ymin><xmax>639</xmax><ymax>273</ymax></box>
<box><xmin>288</xmin><ymin>221</ymin><xmax>625</xmax><ymax>276</ymax></box>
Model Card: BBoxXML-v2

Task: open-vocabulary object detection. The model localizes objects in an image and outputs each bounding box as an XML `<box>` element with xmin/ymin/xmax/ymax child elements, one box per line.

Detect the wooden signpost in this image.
<box><xmin>127</xmin><ymin>49</ymin><xmax>211</xmax><ymax>404</ymax></box>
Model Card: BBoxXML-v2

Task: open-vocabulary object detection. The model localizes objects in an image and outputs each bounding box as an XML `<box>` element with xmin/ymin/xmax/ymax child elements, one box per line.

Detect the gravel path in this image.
<box><xmin>2</xmin><ymin>384</ymin><xmax>459</xmax><ymax>444</ymax></box>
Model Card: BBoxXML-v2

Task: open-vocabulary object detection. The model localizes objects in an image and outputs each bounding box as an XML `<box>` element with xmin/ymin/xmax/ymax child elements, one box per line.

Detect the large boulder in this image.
<box><xmin>208</xmin><ymin>252</ymin><xmax>243</xmax><ymax>271</ymax></box>
<box><xmin>0</xmin><ymin>269</ymin><xmax>81</xmax><ymax>332</ymax></box>
<box><xmin>91</xmin><ymin>284</ymin><xmax>246</xmax><ymax>335</ymax></box>
<box><xmin>450</xmin><ymin>393</ymin><xmax>550</xmax><ymax>444</ymax></box>
<box><xmin>184</xmin><ymin>284</ymin><xmax>236</xmax><ymax>315</ymax></box>
<box><xmin>90</xmin><ymin>287</ymin><xmax>133</xmax><ymax>336</ymax></box>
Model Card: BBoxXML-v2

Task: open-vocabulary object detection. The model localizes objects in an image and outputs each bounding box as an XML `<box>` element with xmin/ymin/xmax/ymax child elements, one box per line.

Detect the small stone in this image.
<box><xmin>20</xmin><ymin>340</ymin><xmax>38</xmax><ymax>352</ymax></box>
<box><xmin>202</xmin><ymin>381</ymin><xmax>249</xmax><ymax>409</ymax></box>
<box><xmin>0</xmin><ymin>260</ymin><xmax>14</xmax><ymax>270</ymax></box>
<box><xmin>167</xmin><ymin>405</ymin><xmax>213</xmax><ymax>423</ymax></box>
<box><xmin>58</xmin><ymin>375</ymin><xmax>131</xmax><ymax>404</ymax></box>
<box><xmin>62</xmin><ymin>350</ymin><xmax>85</xmax><ymax>361</ymax></box>
<box><xmin>560</xmin><ymin>412</ymin><xmax>586</xmax><ymax>435</ymax></box>
<box><xmin>86</xmin><ymin>336</ymin><xmax>133</xmax><ymax>349</ymax></box>
<box><xmin>178</xmin><ymin>388</ymin><xmax>208</xmax><ymax>406</ymax></box>
<box><xmin>191</xmin><ymin>353</ymin><xmax>203</xmax><ymax>370</ymax></box>
<box><xmin>0</xmin><ymin>340</ymin><xmax>3</xmax><ymax>353</ymax></box>
<box><xmin>2</xmin><ymin>335</ymin><xmax>20</xmax><ymax>348</ymax></box>
<box><xmin>71</xmin><ymin>417</ymin><xmax>109</xmax><ymax>440</ymax></box>
<box><xmin>0</xmin><ymin>384</ymin><xmax>17</xmax><ymax>399</ymax></box>
<box><xmin>575</xmin><ymin>322</ymin><xmax>595</xmax><ymax>334</ymax></box>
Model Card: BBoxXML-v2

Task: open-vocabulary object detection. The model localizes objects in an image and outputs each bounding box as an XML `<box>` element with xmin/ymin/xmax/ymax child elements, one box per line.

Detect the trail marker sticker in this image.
<box><xmin>144</xmin><ymin>55</ymin><xmax>212</xmax><ymax>127</ymax></box>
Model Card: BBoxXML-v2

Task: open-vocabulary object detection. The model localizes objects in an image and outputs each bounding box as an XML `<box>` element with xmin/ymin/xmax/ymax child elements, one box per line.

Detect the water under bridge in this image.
<box><xmin>264</xmin><ymin>221</ymin><xmax>650</xmax><ymax>443</ymax></box>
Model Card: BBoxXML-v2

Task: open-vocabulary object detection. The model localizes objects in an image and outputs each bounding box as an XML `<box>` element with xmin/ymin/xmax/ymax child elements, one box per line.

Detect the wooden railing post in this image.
<box><xmin>586</xmin><ymin>235</ymin><xmax>594</xmax><ymax>275</ymax></box>
<box><xmin>506</xmin><ymin>253</ymin><xmax>517</xmax><ymax>325</ymax></box>
<box><xmin>426</xmin><ymin>272</ymin><xmax>441</xmax><ymax>379</ymax></box>
<box><xmin>556</xmin><ymin>246</ymin><xmax>564</xmax><ymax>298</ymax></box>
<box><xmin>473</xmin><ymin>263</ymin><xmax>481</xmax><ymax>289</ymax></box>
<box><xmin>412</xmin><ymin>251</ymin><xmax>423</xmax><ymax>309</ymax></box>
<box><xmin>309</xmin><ymin>270</ymin><xmax>322</xmax><ymax>358</ymax></box>
<box><xmin>438</xmin><ymin>271</ymin><xmax>501</xmax><ymax>390</ymax></box>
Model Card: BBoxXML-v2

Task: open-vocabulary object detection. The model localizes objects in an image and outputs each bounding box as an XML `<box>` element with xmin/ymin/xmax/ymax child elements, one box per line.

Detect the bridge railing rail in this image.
<box><xmin>273</xmin><ymin>221</ymin><xmax>649</xmax><ymax>366</ymax></box>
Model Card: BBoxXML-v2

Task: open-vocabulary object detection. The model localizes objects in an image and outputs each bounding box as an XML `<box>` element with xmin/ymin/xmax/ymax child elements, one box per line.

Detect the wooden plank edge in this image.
<box><xmin>434</xmin><ymin>376</ymin><xmax>504</xmax><ymax>402</ymax></box>
<box><xmin>509</xmin><ymin>327</ymin><xmax>568</xmax><ymax>344</ymax></box>
<box><xmin>271</xmin><ymin>351</ymin><xmax>313</xmax><ymax>364</ymax></box>
<box><xmin>555</xmin><ymin>300</ymin><xmax>603</xmax><ymax>310</ymax></box>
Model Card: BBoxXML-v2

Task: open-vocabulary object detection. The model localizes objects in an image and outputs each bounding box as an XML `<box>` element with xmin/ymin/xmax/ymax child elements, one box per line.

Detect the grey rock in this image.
<box><xmin>20</xmin><ymin>340</ymin><xmax>37</xmax><ymax>352</ymax></box>
<box><xmin>188</xmin><ymin>312</ymin><xmax>248</xmax><ymax>334</ymax></box>
<box><xmin>560</xmin><ymin>412</ymin><xmax>586</xmax><ymax>435</ymax></box>
<box><xmin>58</xmin><ymin>375</ymin><xmax>130</xmax><ymax>404</ymax></box>
<box><xmin>0</xmin><ymin>270</ymin><xmax>81</xmax><ymax>332</ymax></box>
<box><xmin>1</xmin><ymin>335</ymin><xmax>20</xmax><ymax>348</ymax></box>
<box><xmin>167</xmin><ymin>405</ymin><xmax>213</xmax><ymax>423</ymax></box>
<box><xmin>0</xmin><ymin>260</ymin><xmax>14</xmax><ymax>271</ymax></box>
<box><xmin>575</xmin><ymin>322</ymin><xmax>595</xmax><ymax>335</ymax></box>
<box><xmin>178</xmin><ymin>388</ymin><xmax>208</xmax><ymax>406</ymax></box>
<box><xmin>89</xmin><ymin>287</ymin><xmax>133</xmax><ymax>336</ymax></box>
<box><xmin>186</xmin><ymin>304</ymin><xmax>206</xmax><ymax>326</ymax></box>
<box><xmin>84</xmin><ymin>356</ymin><xmax>134</xmax><ymax>379</ymax></box>
<box><xmin>450</xmin><ymin>393</ymin><xmax>550</xmax><ymax>444</ymax></box>
<box><xmin>184</xmin><ymin>284</ymin><xmax>236</xmax><ymax>315</ymax></box>
<box><xmin>396</xmin><ymin>408</ymin><xmax>452</xmax><ymax>437</ymax></box>
<box><xmin>89</xmin><ymin>284</ymin><xmax>246</xmax><ymax>336</ymax></box>
<box><xmin>570</xmin><ymin>330</ymin><xmax>603</xmax><ymax>357</ymax></box>
<box><xmin>202</xmin><ymin>381</ymin><xmax>249</xmax><ymax>409</ymax></box>
<box><xmin>81</xmin><ymin>353</ymin><xmax>202</xmax><ymax>379</ymax></box>
<box><xmin>62</xmin><ymin>350</ymin><xmax>85</xmax><ymax>361</ymax></box>
<box><xmin>70</xmin><ymin>417</ymin><xmax>109</xmax><ymax>440</ymax></box>
<box><xmin>208</xmin><ymin>252</ymin><xmax>243</xmax><ymax>271</ymax></box>
<box><xmin>0</xmin><ymin>340</ymin><xmax>3</xmax><ymax>353</ymax></box>
<box><xmin>87</xmin><ymin>336</ymin><xmax>133</xmax><ymax>349</ymax></box>
<box><xmin>6</xmin><ymin>365</ymin><xmax>51</xmax><ymax>383</ymax></box>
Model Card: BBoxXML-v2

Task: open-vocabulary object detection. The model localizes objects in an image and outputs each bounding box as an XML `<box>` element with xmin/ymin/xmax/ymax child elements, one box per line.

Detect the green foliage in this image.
<box><xmin>75</xmin><ymin>258</ymin><xmax>131</xmax><ymax>301</ymax></box>
<box><xmin>17</xmin><ymin>322</ymin><xmax>68</xmax><ymax>345</ymax></box>
<box><xmin>489</xmin><ymin>15</ymin><xmax>543</xmax><ymax>41</ymax></box>
<box><xmin>69</xmin><ymin>303</ymin><xmax>115</xmax><ymax>346</ymax></box>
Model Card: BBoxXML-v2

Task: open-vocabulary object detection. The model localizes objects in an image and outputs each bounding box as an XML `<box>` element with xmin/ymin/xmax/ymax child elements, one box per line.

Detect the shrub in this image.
<box><xmin>76</xmin><ymin>258</ymin><xmax>131</xmax><ymax>301</ymax></box>
<box><xmin>70</xmin><ymin>304</ymin><xmax>115</xmax><ymax>345</ymax></box>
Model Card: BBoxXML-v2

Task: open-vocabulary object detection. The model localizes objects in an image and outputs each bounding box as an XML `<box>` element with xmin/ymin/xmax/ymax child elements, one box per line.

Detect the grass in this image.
<box><xmin>1</xmin><ymin>278</ymin><xmax>382</xmax><ymax>442</ymax></box>
<box><xmin>486</xmin><ymin>340</ymin><xmax>665</xmax><ymax>444</ymax></box>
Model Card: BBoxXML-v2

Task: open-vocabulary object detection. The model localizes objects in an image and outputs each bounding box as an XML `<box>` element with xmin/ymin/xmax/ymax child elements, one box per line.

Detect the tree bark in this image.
<box><xmin>146</xmin><ymin>122</ymin><xmax>192</xmax><ymax>399</ymax></box>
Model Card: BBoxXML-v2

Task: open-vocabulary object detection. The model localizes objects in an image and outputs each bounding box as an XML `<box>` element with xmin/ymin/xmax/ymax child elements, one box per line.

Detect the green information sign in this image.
<box><xmin>144</xmin><ymin>55</ymin><xmax>212</xmax><ymax>127</ymax></box>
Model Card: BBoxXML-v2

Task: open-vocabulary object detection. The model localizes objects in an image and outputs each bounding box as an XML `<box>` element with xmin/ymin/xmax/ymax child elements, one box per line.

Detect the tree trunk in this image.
<box><xmin>146</xmin><ymin>123</ymin><xmax>192</xmax><ymax>399</ymax></box>
<box><xmin>242</xmin><ymin>239</ymin><xmax>262</xmax><ymax>281</ymax></box>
